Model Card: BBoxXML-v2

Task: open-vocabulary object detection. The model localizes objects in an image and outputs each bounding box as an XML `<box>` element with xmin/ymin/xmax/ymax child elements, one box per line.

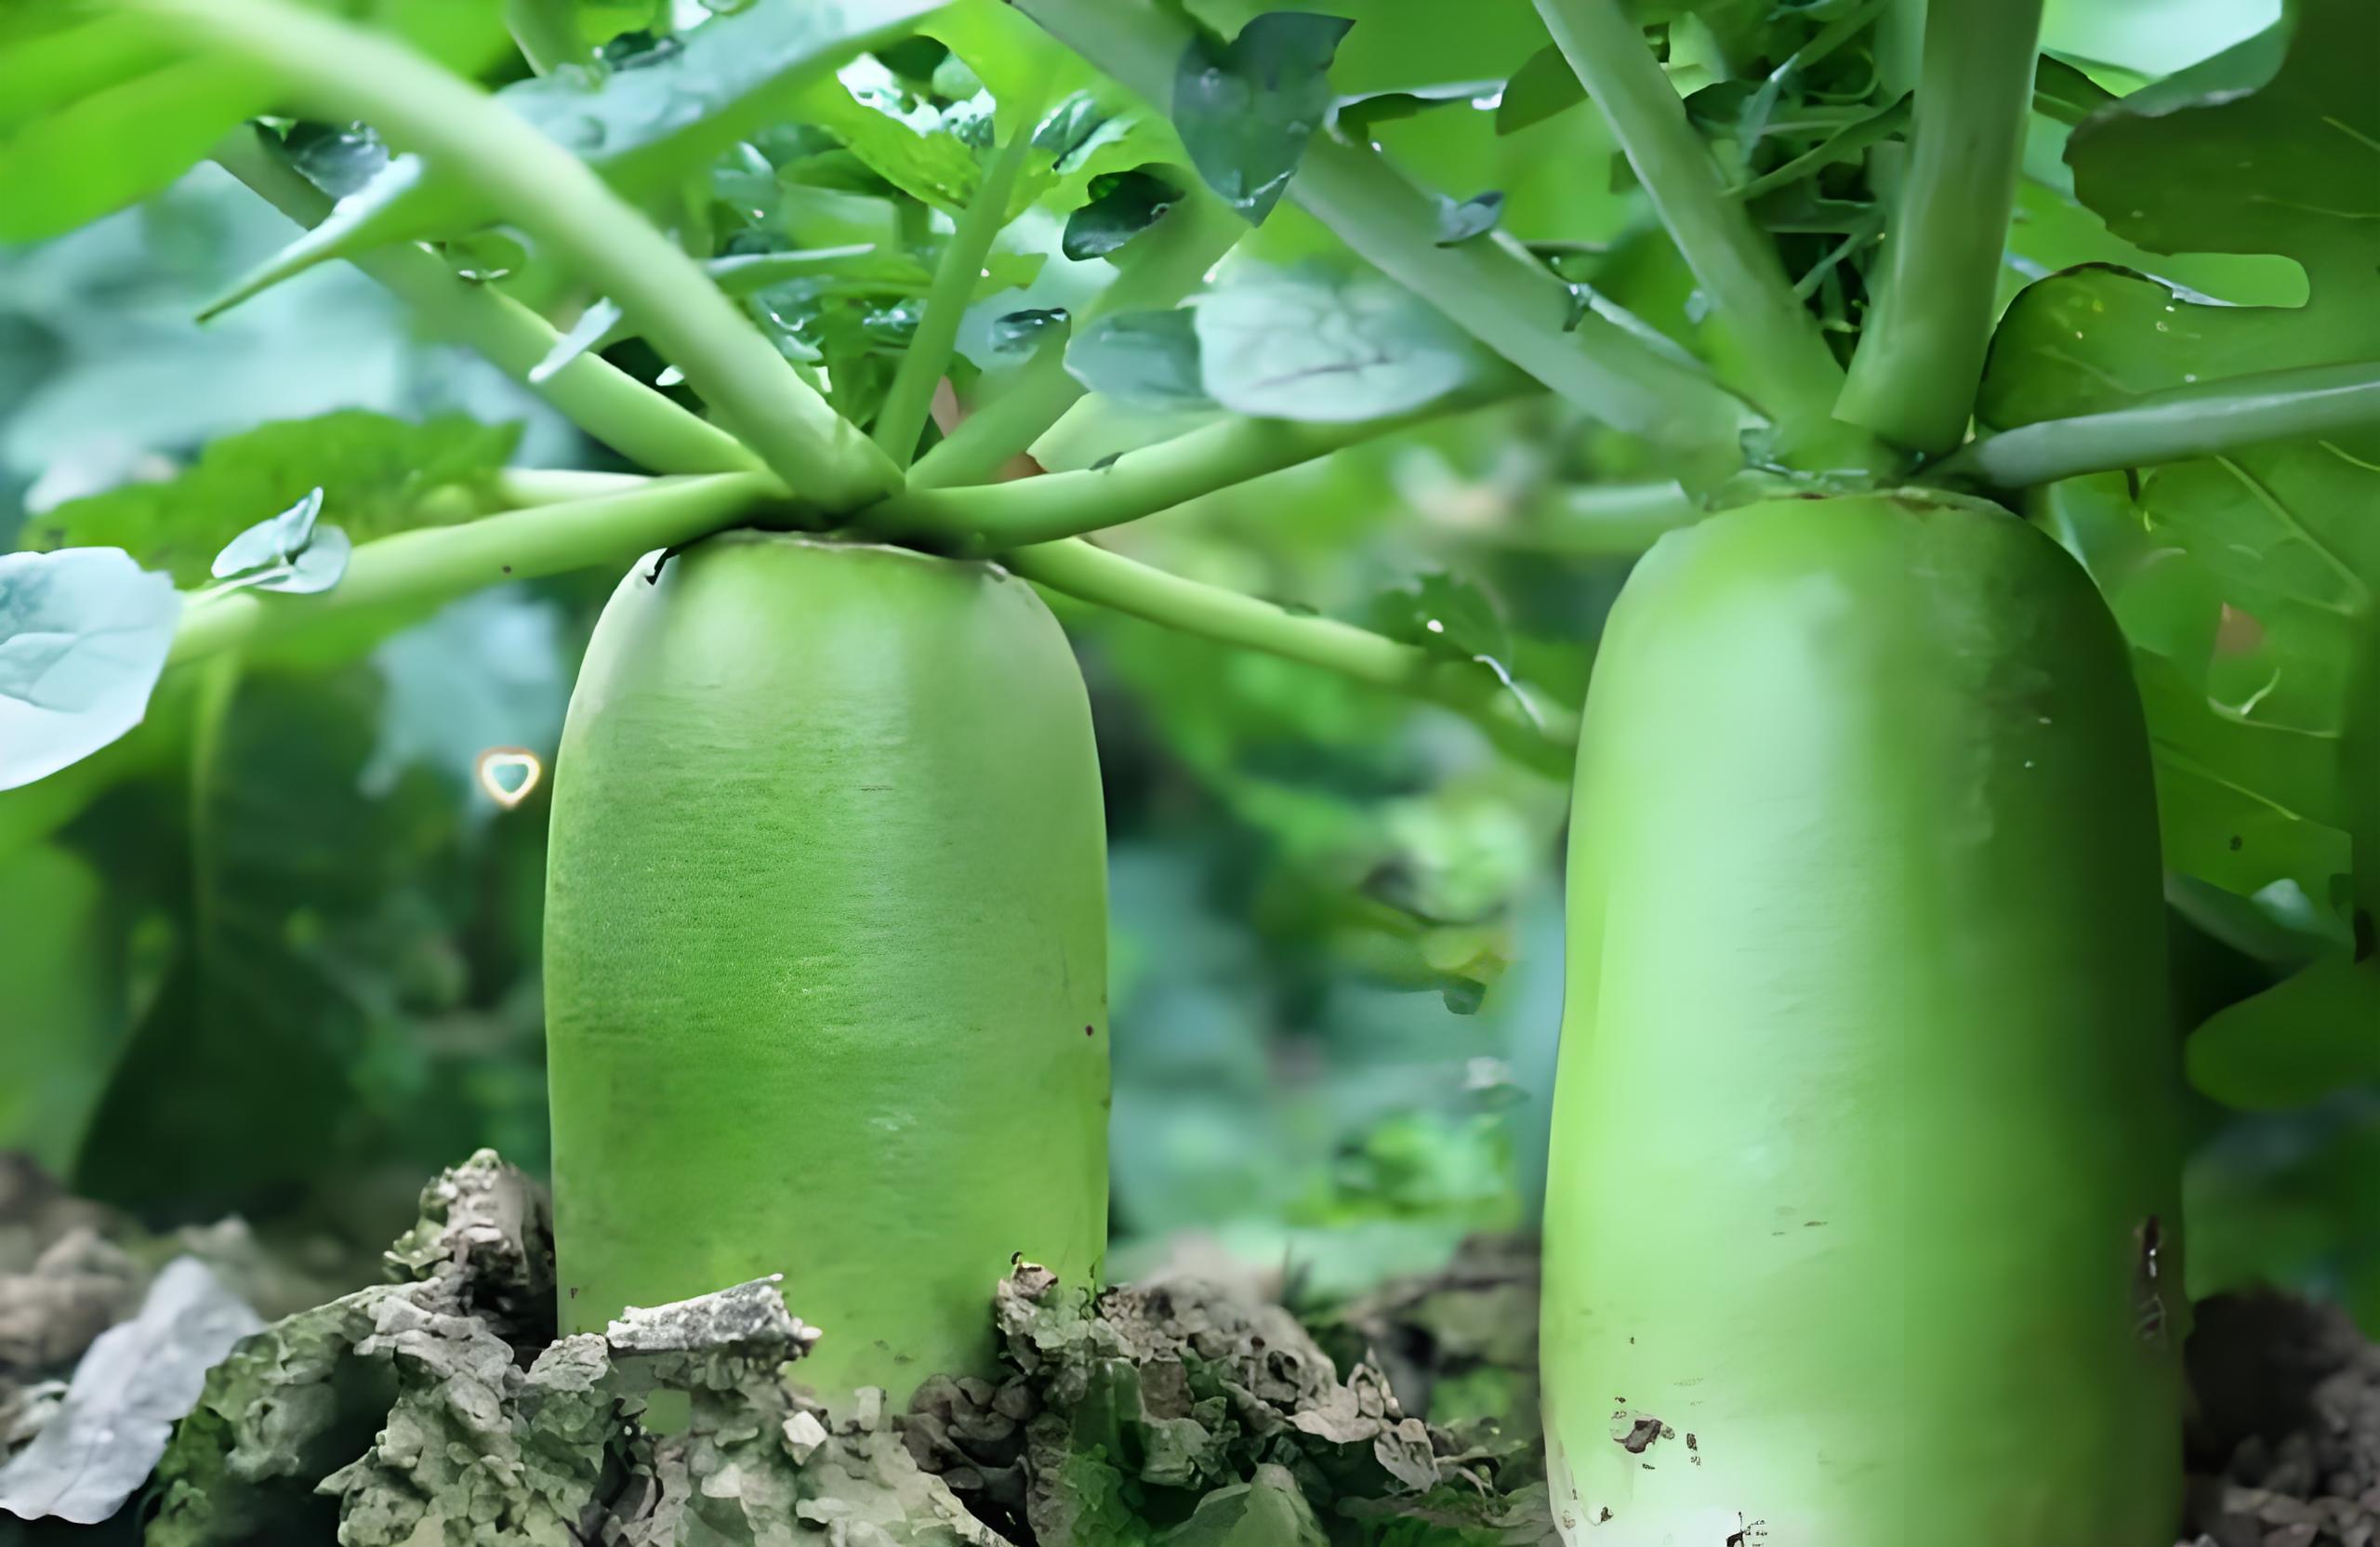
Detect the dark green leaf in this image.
<box><xmin>0</xmin><ymin>843</ymin><xmax>129</xmax><ymax>1177</ymax></box>
<box><xmin>1435</xmin><ymin>191</ymin><xmax>1503</xmax><ymax>247</ymax></box>
<box><xmin>991</xmin><ymin>307</ymin><xmax>1071</xmax><ymax>354</ymax></box>
<box><xmin>1333</xmin><ymin>80</ymin><xmax>1501</xmax><ymax>141</ymax></box>
<box><xmin>1368</xmin><ymin>573</ymin><xmax>1512</xmax><ymax>666</ymax></box>
<box><xmin>2032</xmin><ymin>54</ymin><xmax>2117</xmax><ymax>127</ymax></box>
<box><xmin>1726</xmin><ymin>93</ymin><xmax>1910</xmax><ymax>202</ymax></box>
<box><xmin>73</xmin><ymin>670</ymin><xmax>469</xmax><ymax>1212</ymax></box>
<box><xmin>33</xmin><ymin>413</ymin><xmax>521</xmax><ymax>588</ymax></box>
<box><xmin>1064</xmin><ymin>309</ymin><xmax>1214</xmax><ymax>410</ymax></box>
<box><xmin>2189</xmin><ymin>954</ymin><xmax>2380</xmax><ymax>1110</ymax></box>
<box><xmin>1062</xmin><ymin>167</ymin><xmax>1185</xmax><ymax>261</ymax></box>
<box><xmin>1171</xmin><ymin>12</ymin><xmax>1354</xmax><ymax>225</ymax></box>
<box><xmin>1493</xmin><ymin>45</ymin><xmax>1582</xmax><ymax>138</ymax></box>
<box><xmin>2068</xmin><ymin>0</ymin><xmax>2376</xmax><ymax>328</ymax></box>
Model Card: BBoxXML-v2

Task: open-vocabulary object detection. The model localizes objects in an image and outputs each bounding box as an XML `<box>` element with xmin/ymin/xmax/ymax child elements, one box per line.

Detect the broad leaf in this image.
<box><xmin>1982</xmin><ymin>0</ymin><xmax>2380</xmax><ymax>951</ymax></box>
<box><xmin>2067</xmin><ymin>0</ymin><xmax>2376</xmax><ymax>330</ymax></box>
<box><xmin>1172</xmin><ymin>12</ymin><xmax>1353</xmax><ymax>224</ymax></box>
<box><xmin>1065</xmin><ymin>310</ymin><xmax>1215</xmax><ymax>410</ymax></box>
<box><xmin>32</xmin><ymin>412</ymin><xmax>520</xmax><ymax>587</ymax></box>
<box><xmin>1190</xmin><ymin>269</ymin><xmax>1478</xmax><ymax>422</ymax></box>
<box><xmin>0</xmin><ymin>549</ymin><xmax>181</xmax><ymax>793</ymax></box>
<box><xmin>1983</xmin><ymin>267</ymin><xmax>2379</xmax><ymax>940</ymax></box>
<box><xmin>2189</xmin><ymin>955</ymin><xmax>2380</xmax><ymax>1111</ymax></box>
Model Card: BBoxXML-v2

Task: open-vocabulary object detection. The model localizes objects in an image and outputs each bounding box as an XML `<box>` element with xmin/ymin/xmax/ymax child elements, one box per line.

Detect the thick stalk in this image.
<box><xmin>1014</xmin><ymin>0</ymin><xmax>1758</xmax><ymax>456</ymax></box>
<box><xmin>138</xmin><ymin>0</ymin><xmax>894</xmax><ymax>507</ymax></box>
<box><xmin>1466</xmin><ymin>480</ymin><xmax>1701</xmax><ymax>559</ymax></box>
<box><xmin>908</xmin><ymin>190</ymin><xmax>1245</xmax><ymax>491</ymax></box>
<box><xmin>1531</xmin><ymin>0</ymin><xmax>1844</xmax><ymax>422</ymax></box>
<box><xmin>872</xmin><ymin>65</ymin><xmax>1058</xmax><ymax>467</ymax></box>
<box><xmin>1005</xmin><ymin>538</ymin><xmax>1576</xmax><ymax>771</ymax></box>
<box><xmin>1944</xmin><ymin>361</ymin><xmax>2380</xmax><ymax>488</ymax></box>
<box><xmin>1834</xmin><ymin>0</ymin><xmax>2043</xmax><ymax>454</ymax></box>
<box><xmin>211</xmin><ymin>128</ymin><xmax>760</xmax><ymax>479</ymax></box>
<box><xmin>868</xmin><ymin>383</ymin><xmax>1525</xmax><ymax>550</ymax></box>
<box><xmin>168</xmin><ymin>474</ymin><xmax>782</xmax><ymax>667</ymax></box>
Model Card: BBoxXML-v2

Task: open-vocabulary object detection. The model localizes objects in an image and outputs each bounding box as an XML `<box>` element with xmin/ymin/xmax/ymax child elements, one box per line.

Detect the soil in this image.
<box><xmin>2181</xmin><ymin>1291</ymin><xmax>2380</xmax><ymax>1546</ymax></box>
<box><xmin>4</xmin><ymin>1157</ymin><xmax>2379</xmax><ymax>1543</ymax></box>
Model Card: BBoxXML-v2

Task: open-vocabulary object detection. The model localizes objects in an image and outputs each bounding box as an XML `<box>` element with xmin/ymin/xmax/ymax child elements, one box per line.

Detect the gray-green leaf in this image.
<box><xmin>1190</xmin><ymin>270</ymin><xmax>1476</xmax><ymax>422</ymax></box>
<box><xmin>1065</xmin><ymin>310</ymin><xmax>1215</xmax><ymax>410</ymax></box>
<box><xmin>0</xmin><ymin>548</ymin><xmax>181</xmax><ymax>792</ymax></box>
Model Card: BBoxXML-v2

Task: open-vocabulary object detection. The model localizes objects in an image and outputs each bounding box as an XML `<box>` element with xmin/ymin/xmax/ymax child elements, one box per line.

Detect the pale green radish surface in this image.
<box><xmin>1541</xmin><ymin>493</ymin><xmax>2184</xmax><ymax>1543</ymax></box>
<box><xmin>544</xmin><ymin>534</ymin><xmax>1108</xmax><ymax>1401</ymax></box>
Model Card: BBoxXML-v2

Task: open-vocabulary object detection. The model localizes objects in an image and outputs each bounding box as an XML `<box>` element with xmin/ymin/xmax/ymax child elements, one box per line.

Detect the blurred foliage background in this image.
<box><xmin>10</xmin><ymin>0</ymin><xmax>2373</xmax><ymax>1336</ymax></box>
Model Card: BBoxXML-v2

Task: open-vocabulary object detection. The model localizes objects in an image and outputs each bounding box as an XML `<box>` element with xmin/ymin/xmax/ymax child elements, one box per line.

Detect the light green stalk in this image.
<box><xmin>136</xmin><ymin>0</ymin><xmax>894</xmax><ymax>507</ymax></box>
<box><xmin>1943</xmin><ymin>360</ymin><xmax>2380</xmax><ymax>487</ymax></box>
<box><xmin>168</xmin><ymin>474</ymin><xmax>782</xmax><ymax>667</ymax></box>
<box><xmin>209</xmin><ymin>128</ymin><xmax>761</xmax><ymax>480</ymax></box>
<box><xmin>1013</xmin><ymin>0</ymin><xmax>1758</xmax><ymax>456</ymax></box>
<box><xmin>872</xmin><ymin>63</ymin><xmax>1058</xmax><ymax>468</ymax></box>
<box><xmin>1007</xmin><ymin>538</ymin><xmax>1576</xmax><ymax>770</ymax></box>
<box><xmin>869</xmin><ymin>382</ymin><xmax>1527</xmax><ymax>551</ymax></box>
<box><xmin>1835</xmin><ymin>0</ymin><xmax>2045</xmax><ymax>453</ymax></box>
<box><xmin>1531</xmin><ymin>0</ymin><xmax>1845</xmax><ymax>423</ymax></box>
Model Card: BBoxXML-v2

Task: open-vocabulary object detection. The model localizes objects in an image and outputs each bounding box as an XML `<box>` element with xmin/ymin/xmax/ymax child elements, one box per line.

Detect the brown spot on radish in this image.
<box><xmin>1618</xmin><ymin>1418</ymin><xmax>1667</xmax><ymax>1454</ymax></box>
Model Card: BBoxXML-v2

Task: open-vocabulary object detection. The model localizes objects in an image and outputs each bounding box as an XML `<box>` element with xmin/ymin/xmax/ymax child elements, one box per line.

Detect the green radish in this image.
<box><xmin>543</xmin><ymin>533</ymin><xmax>1109</xmax><ymax>1401</ymax></box>
<box><xmin>1540</xmin><ymin>492</ymin><xmax>2184</xmax><ymax>1543</ymax></box>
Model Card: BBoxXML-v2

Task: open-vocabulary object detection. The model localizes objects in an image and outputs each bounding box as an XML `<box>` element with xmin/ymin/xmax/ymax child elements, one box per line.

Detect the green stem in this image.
<box><xmin>187</xmin><ymin>651</ymin><xmax>242</xmax><ymax>972</ymax></box>
<box><xmin>908</xmin><ymin>189</ymin><xmax>1244</xmax><ymax>491</ymax></box>
<box><xmin>168</xmin><ymin>473</ymin><xmax>782</xmax><ymax>668</ymax></box>
<box><xmin>868</xmin><ymin>383</ymin><xmax>1526</xmax><ymax>551</ymax></box>
<box><xmin>872</xmin><ymin>65</ymin><xmax>1058</xmax><ymax>469</ymax></box>
<box><xmin>1293</xmin><ymin>141</ymin><xmax>1757</xmax><ymax>453</ymax></box>
<box><xmin>1510</xmin><ymin>480</ymin><xmax>1701</xmax><ymax>558</ymax></box>
<box><xmin>1942</xmin><ymin>361</ymin><xmax>2380</xmax><ymax>488</ymax></box>
<box><xmin>1005</xmin><ymin>538</ymin><xmax>1577</xmax><ymax>772</ymax></box>
<box><xmin>1834</xmin><ymin>0</ymin><xmax>2043</xmax><ymax>454</ymax></box>
<box><xmin>1013</xmin><ymin>0</ymin><xmax>1755</xmax><ymax>456</ymax></box>
<box><xmin>142</xmin><ymin>0</ymin><xmax>893</xmax><ymax>508</ymax></box>
<box><xmin>211</xmin><ymin>128</ymin><xmax>760</xmax><ymax>480</ymax></box>
<box><xmin>496</xmin><ymin>469</ymin><xmax>658</xmax><ymax>505</ymax></box>
<box><xmin>1531</xmin><ymin>0</ymin><xmax>1844</xmax><ymax>422</ymax></box>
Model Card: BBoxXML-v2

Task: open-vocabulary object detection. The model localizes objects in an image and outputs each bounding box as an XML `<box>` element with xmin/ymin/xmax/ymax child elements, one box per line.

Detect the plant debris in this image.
<box><xmin>901</xmin><ymin>1258</ymin><xmax>1550</xmax><ymax>1543</ymax></box>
